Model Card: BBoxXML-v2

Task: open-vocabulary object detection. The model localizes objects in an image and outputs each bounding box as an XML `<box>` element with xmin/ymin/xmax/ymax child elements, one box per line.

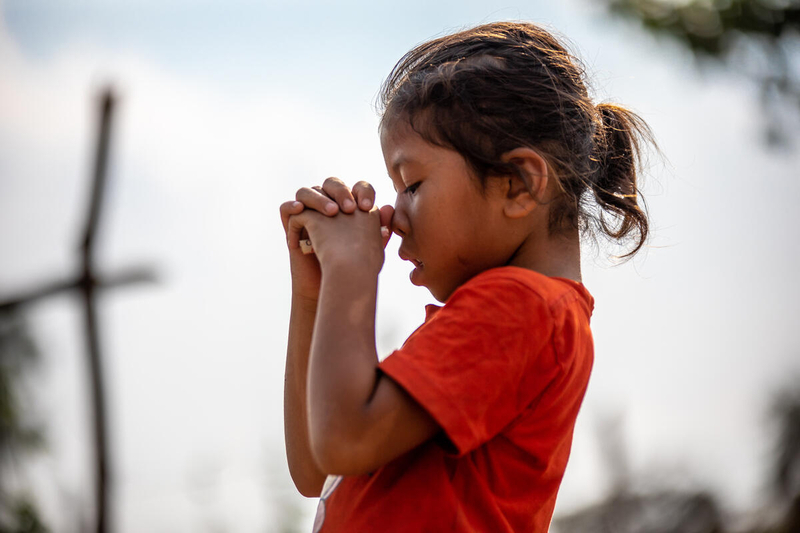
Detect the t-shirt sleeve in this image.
<box><xmin>378</xmin><ymin>273</ymin><xmax>557</xmax><ymax>456</ymax></box>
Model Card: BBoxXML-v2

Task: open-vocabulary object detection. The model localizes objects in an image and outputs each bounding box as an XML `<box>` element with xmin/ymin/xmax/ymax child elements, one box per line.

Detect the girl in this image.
<box><xmin>280</xmin><ymin>21</ymin><xmax>653</xmax><ymax>532</ymax></box>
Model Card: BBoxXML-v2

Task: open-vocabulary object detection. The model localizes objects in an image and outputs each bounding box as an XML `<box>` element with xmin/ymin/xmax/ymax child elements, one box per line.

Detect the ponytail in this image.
<box><xmin>591</xmin><ymin>103</ymin><xmax>653</xmax><ymax>258</ymax></box>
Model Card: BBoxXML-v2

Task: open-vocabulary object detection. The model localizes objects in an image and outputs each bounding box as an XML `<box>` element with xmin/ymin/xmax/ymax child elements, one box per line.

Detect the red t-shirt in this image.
<box><xmin>313</xmin><ymin>266</ymin><xmax>594</xmax><ymax>532</ymax></box>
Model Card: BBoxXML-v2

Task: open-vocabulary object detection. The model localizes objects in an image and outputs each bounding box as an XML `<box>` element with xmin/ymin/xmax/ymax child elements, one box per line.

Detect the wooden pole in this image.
<box><xmin>81</xmin><ymin>88</ymin><xmax>114</xmax><ymax>533</ymax></box>
<box><xmin>0</xmin><ymin>87</ymin><xmax>154</xmax><ymax>533</ymax></box>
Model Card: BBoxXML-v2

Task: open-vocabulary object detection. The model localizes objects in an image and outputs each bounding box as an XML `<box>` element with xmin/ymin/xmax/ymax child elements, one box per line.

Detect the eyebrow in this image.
<box><xmin>391</xmin><ymin>155</ymin><xmax>427</xmax><ymax>175</ymax></box>
<box><xmin>390</xmin><ymin>155</ymin><xmax>408</xmax><ymax>174</ymax></box>
<box><xmin>387</xmin><ymin>158</ymin><xmax>410</xmax><ymax>192</ymax></box>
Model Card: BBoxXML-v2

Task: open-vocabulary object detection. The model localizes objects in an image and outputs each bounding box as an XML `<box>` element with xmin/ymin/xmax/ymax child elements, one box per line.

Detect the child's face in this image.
<box><xmin>381</xmin><ymin>122</ymin><xmax>511</xmax><ymax>302</ymax></box>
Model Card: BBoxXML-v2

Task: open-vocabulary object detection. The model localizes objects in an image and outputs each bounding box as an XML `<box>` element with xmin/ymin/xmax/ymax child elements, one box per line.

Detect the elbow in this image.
<box><xmin>287</xmin><ymin>463</ymin><xmax>324</xmax><ymax>498</ymax></box>
<box><xmin>299</xmin><ymin>487</ymin><xmax>320</xmax><ymax>498</ymax></box>
<box><xmin>310</xmin><ymin>423</ymin><xmax>375</xmax><ymax>476</ymax></box>
<box><xmin>295</xmin><ymin>478</ymin><xmax>323</xmax><ymax>499</ymax></box>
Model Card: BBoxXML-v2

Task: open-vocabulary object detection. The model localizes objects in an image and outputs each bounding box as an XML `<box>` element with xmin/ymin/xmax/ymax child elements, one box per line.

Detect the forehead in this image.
<box><xmin>380</xmin><ymin>120</ymin><xmax>442</xmax><ymax>173</ymax></box>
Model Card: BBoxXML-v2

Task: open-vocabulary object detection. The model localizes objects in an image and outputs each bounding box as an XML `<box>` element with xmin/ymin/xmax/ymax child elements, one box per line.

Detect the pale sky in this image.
<box><xmin>1</xmin><ymin>0</ymin><xmax>799</xmax><ymax>531</ymax></box>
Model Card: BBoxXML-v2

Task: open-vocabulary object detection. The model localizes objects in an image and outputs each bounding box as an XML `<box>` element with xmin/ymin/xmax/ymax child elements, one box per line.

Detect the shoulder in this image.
<box><xmin>448</xmin><ymin>266</ymin><xmax>594</xmax><ymax>318</ymax></box>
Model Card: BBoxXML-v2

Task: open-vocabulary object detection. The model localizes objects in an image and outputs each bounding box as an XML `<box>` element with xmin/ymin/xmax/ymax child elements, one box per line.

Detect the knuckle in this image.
<box><xmin>296</xmin><ymin>187</ymin><xmax>314</xmax><ymax>199</ymax></box>
<box><xmin>323</xmin><ymin>177</ymin><xmax>344</xmax><ymax>188</ymax></box>
<box><xmin>354</xmin><ymin>181</ymin><xmax>375</xmax><ymax>194</ymax></box>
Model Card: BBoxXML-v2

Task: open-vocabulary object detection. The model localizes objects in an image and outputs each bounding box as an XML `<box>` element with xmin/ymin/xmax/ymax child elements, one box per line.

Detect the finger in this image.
<box><xmin>296</xmin><ymin>187</ymin><xmax>338</xmax><ymax>216</ymax></box>
<box><xmin>299</xmin><ymin>237</ymin><xmax>315</xmax><ymax>255</ymax></box>
<box><xmin>379</xmin><ymin>205</ymin><xmax>394</xmax><ymax>248</ymax></box>
<box><xmin>310</xmin><ymin>185</ymin><xmax>328</xmax><ymax>197</ymax></box>
<box><xmin>286</xmin><ymin>212</ymin><xmax>311</xmax><ymax>250</ymax></box>
<box><xmin>322</xmin><ymin>177</ymin><xmax>356</xmax><ymax>214</ymax></box>
<box><xmin>379</xmin><ymin>204</ymin><xmax>394</xmax><ymax>229</ymax></box>
<box><xmin>280</xmin><ymin>200</ymin><xmax>304</xmax><ymax>233</ymax></box>
<box><xmin>352</xmin><ymin>181</ymin><xmax>376</xmax><ymax>211</ymax></box>
<box><xmin>380</xmin><ymin>225</ymin><xmax>391</xmax><ymax>248</ymax></box>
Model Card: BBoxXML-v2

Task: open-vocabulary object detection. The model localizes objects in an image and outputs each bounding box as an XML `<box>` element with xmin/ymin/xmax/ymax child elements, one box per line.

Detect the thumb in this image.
<box><xmin>286</xmin><ymin>211</ymin><xmax>311</xmax><ymax>250</ymax></box>
<box><xmin>379</xmin><ymin>205</ymin><xmax>394</xmax><ymax>248</ymax></box>
<box><xmin>379</xmin><ymin>204</ymin><xmax>394</xmax><ymax>228</ymax></box>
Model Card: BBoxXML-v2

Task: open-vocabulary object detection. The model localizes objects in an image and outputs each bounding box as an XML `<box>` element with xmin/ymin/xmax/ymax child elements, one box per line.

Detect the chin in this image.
<box><xmin>428</xmin><ymin>286</ymin><xmax>451</xmax><ymax>303</ymax></box>
<box><xmin>414</xmin><ymin>270</ymin><xmax>455</xmax><ymax>302</ymax></box>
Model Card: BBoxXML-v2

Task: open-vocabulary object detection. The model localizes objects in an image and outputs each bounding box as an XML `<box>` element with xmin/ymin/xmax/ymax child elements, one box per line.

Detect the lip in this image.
<box><xmin>398</xmin><ymin>247</ymin><xmax>423</xmax><ymax>268</ymax></box>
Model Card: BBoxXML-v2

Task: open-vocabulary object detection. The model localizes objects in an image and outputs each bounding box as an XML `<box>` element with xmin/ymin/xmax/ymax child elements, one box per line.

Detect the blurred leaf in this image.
<box><xmin>0</xmin><ymin>498</ymin><xmax>50</xmax><ymax>533</ymax></box>
<box><xmin>604</xmin><ymin>0</ymin><xmax>800</xmax><ymax>147</ymax></box>
<box><xmin>0</xmin><ymin>309</ymin><xmax>48</xmax><ymax>532</ymax></box>
<box><xmin>0</xmin><ymin>310</ymin><xmax>42</xmax><ymax>459</ymax></box>
<box><xmin>772</xmin><ymin>385</ymin><xmax>800</xmax><ymax>500</ymax></box>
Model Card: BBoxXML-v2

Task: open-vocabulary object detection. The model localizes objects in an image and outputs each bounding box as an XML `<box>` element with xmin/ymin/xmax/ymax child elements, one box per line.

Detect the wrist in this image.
<box><xmin>321</xmin><ymin>253</ymin><xmax>382</xmax><ymax>280</ymax></box>
<box><xmin>291</xmin><ymin>291</ymin><xmax>319</xmax><ymax>312</ymax></box>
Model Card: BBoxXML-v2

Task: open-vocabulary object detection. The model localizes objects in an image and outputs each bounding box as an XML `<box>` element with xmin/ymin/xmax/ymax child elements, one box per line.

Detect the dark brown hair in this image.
<box><xmin>379</xmin><ymin>21</ymin><xmax>654</xmax><ymax>257</ymax></box>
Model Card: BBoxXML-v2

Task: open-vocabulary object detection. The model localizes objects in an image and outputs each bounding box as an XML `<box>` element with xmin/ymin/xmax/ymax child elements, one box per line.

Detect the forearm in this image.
<box><xmin>308</xmin><ymin>262</ymin><xmax>381</xmax><ymax>472</ymax></box>
<box><xmin>284</xmin><ymin>294</ymin><xmax>327</xmax><ymax>497</ymax></box>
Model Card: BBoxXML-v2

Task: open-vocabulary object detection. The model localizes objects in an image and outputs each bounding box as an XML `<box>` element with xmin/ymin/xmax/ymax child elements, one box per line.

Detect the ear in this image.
<box><xmin>499</xmin><ymin>147</ymin><xmax>549</xmax><ymax>219</ymax></box>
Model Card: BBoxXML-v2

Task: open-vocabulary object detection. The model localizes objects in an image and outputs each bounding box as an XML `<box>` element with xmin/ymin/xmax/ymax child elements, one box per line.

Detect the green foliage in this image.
<box><xmin>0</xmin><ymin>311</ymin><xmax>43</xmax><ymax>456</ymax></box>
<box><xmin>605</xmin><ymin>0</ymin><xmax>800</xmax><ymax>146</ymax></box>
<box><xmin>608</xmin><ymin>0</ymin><xmax>799</xmax><ymax>55</ymax></box>
<box><xmin>0</xmin><ymin>309</ymin><xmax>48</xmax><ymax>532</ymax></box>
<box><xmin>772</xmin><ymin>385</ymin><xmax>800</xmax><ymax>501</ymax></box>
<box><xmin>0</xmin><ymin>499</ymin><xmax>50</xmax><ymax>533</ymax></box>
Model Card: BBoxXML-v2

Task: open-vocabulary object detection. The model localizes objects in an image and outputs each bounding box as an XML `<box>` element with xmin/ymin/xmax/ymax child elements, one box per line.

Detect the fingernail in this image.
<box><xmin>361</xmin><ymin>198</ymin><xmax>372</xmax><ymax>209</ymax></box>
<box><xmin>381</xmin><ymin>226</ymin><xmax>390</xmax><ymax>237</ymax></box>
<box><xmin>343</xmin><ymin>199</ymin><xmax>355</xmax><ymax>210</ymax></box>
<box><xmin>292</xmin><ymin>201</ymin><xmax>302</xmax><ymax>209</ymax></box>
<box><xmin>325</xmin><ymin>203</ymin><xmax>337</xmax><ymax>214</ymax></box>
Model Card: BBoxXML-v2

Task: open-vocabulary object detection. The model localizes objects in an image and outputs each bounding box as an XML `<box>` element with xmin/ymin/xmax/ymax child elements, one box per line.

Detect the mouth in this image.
<box><xmin>398</xmin><ymin>249</ymin><xmax>423</xmax><ymax>268</ymax></box>
<box><xmin>398</xmin><ymin>247</ymin><xmax>426</xmax><ymax>287</ymax></box>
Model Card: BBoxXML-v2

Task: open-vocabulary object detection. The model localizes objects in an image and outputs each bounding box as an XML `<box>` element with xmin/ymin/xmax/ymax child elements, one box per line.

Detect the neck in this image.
<box><xmin>507</xmin><ymin>227</ymin><xmax>582</xmax><ymax>282</ymax></box>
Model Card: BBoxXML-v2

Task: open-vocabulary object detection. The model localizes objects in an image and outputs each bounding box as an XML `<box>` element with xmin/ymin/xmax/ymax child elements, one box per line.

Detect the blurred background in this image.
<box><xmin>1</xmin><ymin>0</ymin><xmax>798</xmax><ymax>531</ymax></box>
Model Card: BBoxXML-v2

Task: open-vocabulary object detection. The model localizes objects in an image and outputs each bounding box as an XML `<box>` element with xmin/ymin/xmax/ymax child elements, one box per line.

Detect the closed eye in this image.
<box><xmin>404</xmin><ymin>182</ymin><xmax>421</xmax><ymax>195</ymax></box>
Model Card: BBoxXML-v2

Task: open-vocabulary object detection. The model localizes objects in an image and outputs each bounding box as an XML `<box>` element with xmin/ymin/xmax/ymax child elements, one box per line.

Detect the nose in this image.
<box><xmin>391</xmin><ymin>194</ymin><xmax>409</xmax><ymax>238</ymax></box>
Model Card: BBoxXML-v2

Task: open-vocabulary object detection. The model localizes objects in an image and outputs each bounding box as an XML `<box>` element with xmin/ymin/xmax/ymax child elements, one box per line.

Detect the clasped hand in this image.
<box><xmin>280</xmin><ymin>178</ymin><xmax>394</xmax><ymax>297</ymax></box>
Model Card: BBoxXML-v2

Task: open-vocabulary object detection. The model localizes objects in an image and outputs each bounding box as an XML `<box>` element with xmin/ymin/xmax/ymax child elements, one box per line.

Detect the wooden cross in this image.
<box><xmin>0</xmin><ymin>88</ymin><xmax>155</xmax><ymax>533</ymax></box>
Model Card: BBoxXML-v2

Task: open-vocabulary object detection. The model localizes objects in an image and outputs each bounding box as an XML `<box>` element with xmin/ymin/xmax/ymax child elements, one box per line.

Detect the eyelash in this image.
<box><xmin>404</xmin><ymin>182</ymin><xmax>421</xmax><ymax>195</ymax></box>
